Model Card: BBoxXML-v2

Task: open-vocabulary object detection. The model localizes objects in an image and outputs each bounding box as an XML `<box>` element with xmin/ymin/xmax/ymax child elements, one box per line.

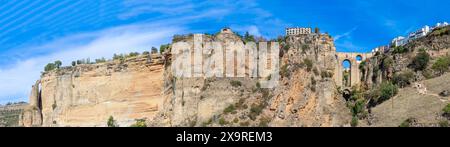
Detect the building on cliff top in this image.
<box><xmin>285</xmin><ymin>27</ymin><xmax>312</xmax><ymax>36</ymax></box>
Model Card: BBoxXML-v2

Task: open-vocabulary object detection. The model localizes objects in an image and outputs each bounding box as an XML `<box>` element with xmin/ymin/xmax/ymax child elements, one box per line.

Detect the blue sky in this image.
<box><xmin>0</xmin><ymin>0</ymin><xmax>449</xmax><ymax>104</ymax></box>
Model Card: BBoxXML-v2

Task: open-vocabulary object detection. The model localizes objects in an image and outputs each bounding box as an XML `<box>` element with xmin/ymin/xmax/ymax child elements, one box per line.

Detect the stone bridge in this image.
<box><xmin>334</xmin><ymin>52</ymin><xmax>373</xmax><ymax>88</ymax></box>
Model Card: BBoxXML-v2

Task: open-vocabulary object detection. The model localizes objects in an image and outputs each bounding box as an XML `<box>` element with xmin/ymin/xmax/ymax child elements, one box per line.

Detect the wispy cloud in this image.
<box><xmin>0</xmin><ymin>23</ymin><xmax>184</xmax><ymax>104</ymax></box>
<box><xmin>334</xmin><ymin>26</ymin><xmax>358</xmax><ymax>41</ymax></box>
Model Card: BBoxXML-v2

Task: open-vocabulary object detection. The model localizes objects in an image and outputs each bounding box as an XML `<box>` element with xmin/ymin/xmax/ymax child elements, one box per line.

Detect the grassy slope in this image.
<box><xmin>368</xmin><ymin>73</ymin><xmax>450</xmax><ymax>127</ymax></box>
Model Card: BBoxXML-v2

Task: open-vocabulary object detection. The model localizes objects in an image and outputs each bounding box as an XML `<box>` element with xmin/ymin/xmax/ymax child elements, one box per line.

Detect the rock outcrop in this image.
<box><xmin>152</xmin><ymin>30</ymin><xmax>351</xmax><ymax>127</ymax></box>
<box><xmin>21</xmin><ymin>54</ymin><xmax>165</xmax><ymax>127</ymax></box>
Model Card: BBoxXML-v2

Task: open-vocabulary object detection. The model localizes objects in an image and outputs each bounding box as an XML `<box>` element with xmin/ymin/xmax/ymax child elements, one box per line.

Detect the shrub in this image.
<box><xmin>249</xmin><ymin>103</ymin><xmax>264</xmax><ymax>121</ymax></box>
<box><xmin>218</xmin><ymin>117</ymin><xmax>228</xmax><ymax>125</ymax></box>
<box><xmin>351</xmin><ymin>116</ymin><xmax>358</xmax><ymax>127</ymax></box>
<box><xmin>223</xmin><ymin>104</ymin><xmax>236</xmax><ymax>114</ymax></box>
<box><xmin>142</xmin><ymin>51</ymin><xmax>150</xmax><ymax>55</ymax></box>
<box><xmin>44</xmin><ymin>63</ymin><xmax>56</xmax><ymax>72</ymax></box>
<box><xmin>107</xmin><ymin>116</ymin><xmax>118</xmax><ymax>127</ymax></box>
<box><xmin>303</xmin><ymin>59</ymin><xmax>313</xmax><ymax>72</ymax></box>
<box><xmin>280</xmin><ymin>64</ymin><xmax>289</xmax><ymax>77</ymax></box>
<box><xmin>432</xmin><ymin>56</ymin><xmax>450</xmax><ymax>75</ymax></box>
<box><xmin>399</xmin><ymin>118</ymin><xmax>415</xmax><ymax>127</ymax></box>
<box><xmin>71</xmin><ymin>61</ymin><xmax>76</xmax><ymax>66</ymax></box>
<box><xmin>313</xmin><ymin>67</ymin><xmax>319</xmax><ymax>76</ymax></box>
<box><xmin>258</xmin><ymin>117</ymin><xmax>270</xmax><ymax>127</ymax></box>
<box><xmin>410</xmin><ymin>49</ymin><xmax>430</xmax><ymax>71</ymax></box>
<box><xmin>151</xmin><ymin>47</ymin><xmax>158</xmax><ymax>54</ymax></box>
<box><xmin>130</xmin><ymin>119</ymin><xmax>147</xmax><ymax>127</ymax></box>
<box><xmin>443</xmin><ymin>103</ymin><xmax>450</xmax><ymax>118</ymax></box>
<box><xmin>239</xmin><ymin>121</ymin><xmax>250</xmax><ymax>127</ymax></box>
<box><xmin>321</xmin><ymin>70</ymin><xmax>333</xmax><ymax>78</ymax></box>
<box><xmin>378</xmin><ymin>82</ymin><xmax>398</xmax><ymax>103</ymax></box>
<box><xmin>301</xmin><ymin>44</ymin><xmax>308</xmax><ymax>53</ymax></box>
<box><xmin>233</xmin><ymin>118</ymin><xmax>239</xmax><ymax>124</ymax></box>
<box><xmin>230</xmin><ymin>80</ymin><xmax>242</xmax><ymax>87</ymax></box>
<box><xmin>392</xmin><ymin>46</ymin><xmax>407</xmax><ymax>54</ymax></box>
<box><xmin>392</xmin><ymin>71</ymin><xmax>414</xmax><ymax>88</ymax></box>
<box><xmin>439</xmin><ymin>120</ymin><xmax>449</xmax><ymax>127</ymax></box>
<box><xmin>95</xmin><ymin>57</ymin><xmax>106</xmax><ymax>63</ymax></box>
<box><xmin>381</xmin><ymin>57</ymin><xmax>393</xmax><ymax>71</ymax></box>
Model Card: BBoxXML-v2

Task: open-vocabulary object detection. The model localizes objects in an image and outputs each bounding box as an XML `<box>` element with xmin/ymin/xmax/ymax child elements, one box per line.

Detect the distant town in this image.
<box><xmin>286</xmin><ymin>22</ymin><xmax>449</xmax><ymax>54</ymax></box>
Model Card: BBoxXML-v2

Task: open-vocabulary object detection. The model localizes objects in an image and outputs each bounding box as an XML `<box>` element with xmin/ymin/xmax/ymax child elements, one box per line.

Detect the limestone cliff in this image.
<box><xmin>21</xmin><ymin>54</ymin><xmax>165</xmax><ymax>127</ymax></box>
<box><xmin>152</xmin><ymin>30</ymin><xmax>351</xmax><ymax>127</ymax></box>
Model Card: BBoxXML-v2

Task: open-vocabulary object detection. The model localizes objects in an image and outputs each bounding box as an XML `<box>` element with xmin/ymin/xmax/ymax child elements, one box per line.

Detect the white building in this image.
<box><xmin>435</xmin><ymin>22</ymin><xmax>449</xmax><ymax>28</ymax></box>
<box><xmin>391</xmin><ymin>36</ymin><xmax>407</xmax><ymax>47</ymax></box>
<box><xmin>408</xmin><ymin>25</ymin><xmax>431</xmax><ymax>40</ymax></box>
<box><xmin>286</xmin><ymin>27</ymin><xmax>312</xmax><ymax>36</ymax></box>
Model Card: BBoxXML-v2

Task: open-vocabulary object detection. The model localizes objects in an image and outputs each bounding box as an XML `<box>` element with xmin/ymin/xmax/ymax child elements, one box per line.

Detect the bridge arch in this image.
<box><xmin>334</xmin><ymin>52</ymin><xmax>373</xmax><ymax>88</ymax></box>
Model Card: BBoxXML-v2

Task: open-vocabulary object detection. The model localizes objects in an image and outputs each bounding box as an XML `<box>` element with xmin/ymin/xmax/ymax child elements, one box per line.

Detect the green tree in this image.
<box><xmin>244</xmin><ymin>31</ymin><xmax>255</xmax><ymax>43</ymax></box>
<box><xmin>130</xmin><ymin>119</ymin><xmax>147</xmax><ymax>127</ymax></box>
<box><xmin>378</xmin><ymin>82</ymin><xmax>398</xmax><ymax>104</ymax></box>
<box><xmin>71</xmin><ymin>61</ymin><xmax>76</xmax><ymax>66</ymax></box>
<box><xmin>432</xmin><ymin>56</ymin><xmax>450</xmax><ymax>75</ymax></box>
<box><xmin>411</xmin><ymin>49</ymin><xmax>430</xmax><ymax>71</ymax></box>
<box><xmin>160</xmin><ymin>44</ymin><xmax>170</xmax><ymax>54</ymax></box>
<box><xmin>392</xmin><ymin>71</ymin><xmax>414</xmax><ymax>88</ymax></box>
<box><xmin>44</xmin><ymin>63</ymin><xmax>56</xmax><ymax>72</ymax></box>
<box><xmin>151</xmin><ymin>47</ymin><xmax>158</xmax><ymax>54</ymax></box>
<box><xmin>107</xmin><ymin>116</ymin><xmax>118</xmax><ymax>127</ymax></box>
<box><xmin>54</xmin><ymin>60</ymin><xmax>62</xmax><ymax>69</ymax></box>
<box><xmin>303</xmin><ymin>58</ymin><xmax>313</xmax><ymax>72</ymax></box>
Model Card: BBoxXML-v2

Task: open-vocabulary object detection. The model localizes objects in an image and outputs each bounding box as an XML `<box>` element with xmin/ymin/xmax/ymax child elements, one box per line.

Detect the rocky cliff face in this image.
<box><xmin>20</xmin><ymin>28</ymin><xmax>354</xmax><ymax>127</ymax></box>
<box><xmin>21</xmin><ymin>54</ymin><xmax>165</xmax><ymax>127</ymax></box>
<box><xmin>151</xmin><ymin>30</ymin><xmax>351</xmax><ymax>127</ymax></box>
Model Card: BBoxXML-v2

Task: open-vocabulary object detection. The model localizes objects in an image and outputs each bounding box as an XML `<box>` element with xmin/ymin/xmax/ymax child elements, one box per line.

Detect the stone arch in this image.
<box><xmin>342</xmin><ymin>59</ymin><xmax>352</xmax><ymax>87</ymax></box>
<box><xmin>334</xmin><ymin>52</ymin><xmax>373</xmax><ymax>88</ymax></box>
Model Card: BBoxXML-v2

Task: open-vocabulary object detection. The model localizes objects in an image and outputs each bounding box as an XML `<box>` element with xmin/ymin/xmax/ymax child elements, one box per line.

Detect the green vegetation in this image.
<box><xmin>151</xmin><ymin>47</ymin><xmax>158</xmax><ymax>54</ymax></box>
<box><xmin>160</xmin><ymin>44</ymin><xmax>170</xmax><ymax>54</ymax></box>
<box><xmin>399</xmin><ymin>118</ymin><xmax>415</xmax><ymax>127</ymax></box>
<box><xmin>351</xmin><ymin>116</ymin><xmax>358</xmax><ymax>127</ymax></box>
<box><xmin>223</xmin><ymin>104</ymin><xmax>236</xmax><ymax>114</ymax></box>
<box><xmin>392</xmin><ymin>71</ymin><xmax>414</xmax><ymax>88</ymax></box>
<box><xmin>381</xmin><ymin>56</ymin><xmax>393</xmax><ymax>71</ymax></box>
<box><xmin>301</xmin><ymin>44</ymin><xmax>309</xmax><ymax>53</ymax></box>
<box><xmin>432</xmin><ymin>56</ymin><xmax>450</xmax><ymax>75</ymax></box>
<box><xmin>230</xmin><ymin>80</ymin><xmax>242</xmax><ymax>87</ymax></box>
<box><xmin>430</xmin><ymin>26</ymin><xmax>449</xmax><ymax>36</ymax></box>
<box><xmin>378</xmin><ymin>82</ymin><xmax>398</xmax><ymax>104</ymax></box>
<box><xmin>313</xmin><ymin>67</ymin><xmax>319</xmax><ymax>76</ymax></box>
<box><xmin>249</xmin><ymin>103</ymin><xmax>265</xmax><ymax>121</ymax></box>
<box><xmin>239</xmin><ymin>121</ymin><xmax>250</xmax><ymax>127</ymax></box>
<box><xmin>280</xmin><ymin>64</ymin><xmax>289</xmax><ymax>78</ymax></box>
<box><xmin>243</xmin><ymin>31</ymin><xmax>256</xmax><ymax>43</ymax></box>
<box><xmin>218</xmin><ymin>117</ymin><xmax>228</xmax><ymax>125</ymax></box>
<box><xmin>410</xmin><ymin>49</ymin><xmax>430</xmax><ymax>71</ymax></box>
<box><xmin>107</xmin><ymin>116</ymin><xmax>118</xmax><ymax>127</ymax></box>
<box><xmin>320</xmin><ymin>70</ymin><xmax>333</xmax><ymax>78</ymax></box>
<box><xmin>233</xmin><ymin>118</ymin><xmax>239</xmax><ymax>124</ymax></box>
<box><xmin>366</xmin><ymin>82</ymin><xmax>398</xmax><ymax>107</ymax></box>
<box><xmin>130</xmin><ymin>119</ymin><xmax>147</xmax><ymax>127</ymax></box>
<box><xmin>443</xmin><ymin>103</ymin><xmax>450</xmax><ymax>118</ymax></box>
<box><xmin>95</xmin><ymin>57</ymin><xmax>107</xmax><ymax>63</ymax></box>
<box><xmin>258</xmin><ymin>117</ymin><xmax>270</xmax><ymax>127</ymax></box>
<box><xmin>439</xmin><ymin>120</ymin><xmax>449</xmax><ymax>127</ymax></box>
<box><xmin>303</xmin><ymin>58</ymin><xmax>313</xmax><ymax>72</ymax></box>
<box><xmin>392</xmin><ymin>46</ymin><xmax>407</xmax><ymax>54</ymax></box>
<box><xmin>44</xmin><ymin>60</ymin><xmax>62</xmax><ymax>72</ymax></box>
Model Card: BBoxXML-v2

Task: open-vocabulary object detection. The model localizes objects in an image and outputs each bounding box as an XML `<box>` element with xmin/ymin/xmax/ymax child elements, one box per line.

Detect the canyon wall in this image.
<box><xmin>22</xmin><ymin>54</ymin><xmax>165</xmax><ymax>127</ymax></box>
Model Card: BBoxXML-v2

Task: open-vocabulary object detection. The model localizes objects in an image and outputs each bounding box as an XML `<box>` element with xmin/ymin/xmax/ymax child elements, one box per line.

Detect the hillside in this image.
<box><xmin>365</xmin><ymin>73</ymin><xmax>450</xmax><ymax>127</ymax></box>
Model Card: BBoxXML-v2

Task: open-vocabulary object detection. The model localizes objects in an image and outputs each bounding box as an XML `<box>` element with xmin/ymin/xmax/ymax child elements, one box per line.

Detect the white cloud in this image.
<box><xmin>334</xmin><ymin>26</ymin><xmax>358</xmax><ymax>41</ymax></box>
<box><xmin>0</xmin><ymin>23</ymin><xmax>184</xmax><ymax>103</ymax></box>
